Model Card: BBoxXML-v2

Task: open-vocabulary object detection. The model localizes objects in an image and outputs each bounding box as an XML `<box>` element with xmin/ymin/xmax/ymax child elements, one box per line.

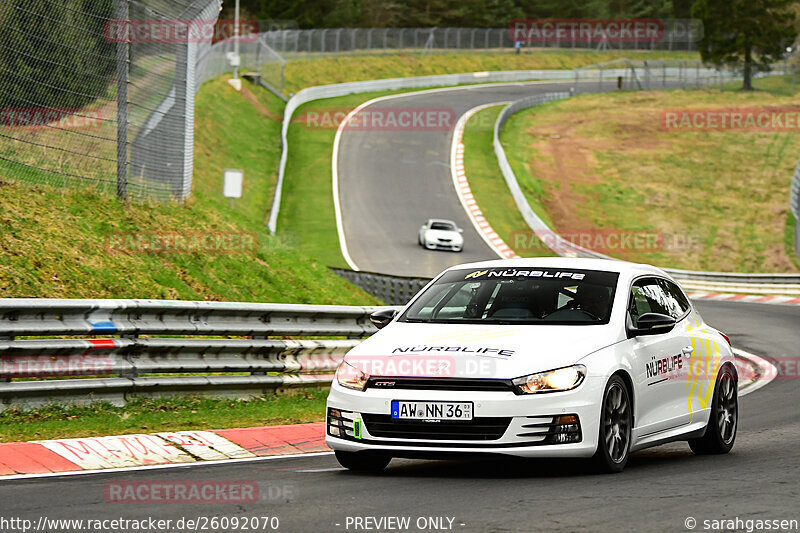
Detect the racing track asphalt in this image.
<box><xmin>336</xmin><ymin>80</ymin><xmax>683</xmax><ymax>277</ymax></box>
<box><xmin>336</xmin><ymin>81</ymin><xmax>583</xmax><ymax>277</ymax></box>
<box><xmin>0</xmin><ymin>301</ymin><xmax>797</xmax><ymax>532</ymax></box>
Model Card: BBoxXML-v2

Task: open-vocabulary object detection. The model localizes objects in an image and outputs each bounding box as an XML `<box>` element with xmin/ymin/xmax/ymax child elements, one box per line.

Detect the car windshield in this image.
<box><xmin>400</xmin><ymin>267</ymin><xmax>619</xmax><ymax>325</ymax></box>
<box><xmin>430</xmin><ymin>222</ymin><xmax>455</xmax><ymax>231</ymax></box>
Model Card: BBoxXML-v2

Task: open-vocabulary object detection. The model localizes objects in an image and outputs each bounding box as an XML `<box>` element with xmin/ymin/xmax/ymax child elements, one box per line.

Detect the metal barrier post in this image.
<box><xmin>115</xmin><ymin>0</ymin><xmax>129</xmax><ymax>200</ymax></box>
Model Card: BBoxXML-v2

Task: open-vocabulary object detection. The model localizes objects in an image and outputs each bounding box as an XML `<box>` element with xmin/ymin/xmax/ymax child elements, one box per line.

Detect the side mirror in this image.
<box><xmin>628</xmin><ymin>312</ymin><xmax>676</xmax><ymax>337</ymax></box>
<box><xmin>457</xmin><ymin>228</ymin><xmax>463</xmax><ymax>233</ymax></box>
<box><xmin>370</xmin><ymin>309</ymin><xmax>397</xmax><ymax>330</ymax></box>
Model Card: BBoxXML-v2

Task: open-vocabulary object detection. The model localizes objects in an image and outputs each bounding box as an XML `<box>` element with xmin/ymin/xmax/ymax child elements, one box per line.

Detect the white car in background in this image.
<box><xmin>418</xmin><ymin>219</ymin><xmax>464</xmax><ymax>252</ymax></box>
<box><xmin>326</xmin><ymin>258</ymin><xmax>738</xmax><ymax>474</ymax></box>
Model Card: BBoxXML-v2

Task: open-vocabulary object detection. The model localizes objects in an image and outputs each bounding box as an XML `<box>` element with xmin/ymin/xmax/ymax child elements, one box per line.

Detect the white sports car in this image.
<box><xmin>326</xmin><ymin>258</ymin><xmax>738</xmax><ymax>473</ymax></box>
<box><xmin>418</xmin><ymin>219</ymin><xmax>464</xmax><ymax>252</ymax></box>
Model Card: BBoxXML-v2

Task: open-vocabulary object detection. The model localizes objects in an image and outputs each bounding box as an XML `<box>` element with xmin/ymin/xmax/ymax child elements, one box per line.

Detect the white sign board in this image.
<box><xmin>223</xmin><ymin>169</ymin><xmax>243</xmax><ymax>198</ymax></box>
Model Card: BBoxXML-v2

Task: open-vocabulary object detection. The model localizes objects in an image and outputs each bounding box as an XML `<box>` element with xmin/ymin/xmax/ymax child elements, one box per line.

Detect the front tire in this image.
<box><xmin>689</xmin><ymin>364</ymin><xmax>737</xmax><ymax>455</ymax></box>
<box><xmin>591</xmin><ymin>375</ymin><xmax>632</xmax><ymax>473</ymax></box>
<box><xmin>335</xmin><ymin>450</ymin><xmax>391</xmax><ymax>473</ymax></box>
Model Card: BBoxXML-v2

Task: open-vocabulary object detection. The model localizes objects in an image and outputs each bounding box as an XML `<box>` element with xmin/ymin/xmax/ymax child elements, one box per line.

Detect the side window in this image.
<box><xmin>629</xmin><ymin>278</ymin><xmax>671</xmax><ymax>327</ymax></box>
<box><xmin>658</xmin><ymin>279</ymin><xmax>691</xmax><ymax>319</ymax></box>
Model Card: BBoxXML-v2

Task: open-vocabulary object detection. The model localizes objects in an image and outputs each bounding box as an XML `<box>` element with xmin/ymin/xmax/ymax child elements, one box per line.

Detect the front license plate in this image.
<box><xmin>391</xmin><ymin>400</ymin><xmax>473</xmax><ymax>421</ymax></box>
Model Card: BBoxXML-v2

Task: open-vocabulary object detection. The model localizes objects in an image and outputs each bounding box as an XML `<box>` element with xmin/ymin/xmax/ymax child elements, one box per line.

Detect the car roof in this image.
<box><xmin>443</xmin><ymin>257</ymin><xmax>671</xmax><ymax>280</ymax></box>
<box><xmin>428</xmin><ymin>219</ymin><xmax>457</xmax><ymax>225</ymax></box>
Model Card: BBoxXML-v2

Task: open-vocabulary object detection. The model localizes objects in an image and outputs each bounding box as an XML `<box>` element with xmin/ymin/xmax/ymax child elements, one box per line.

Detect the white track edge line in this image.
<box><xmin>330</xmin><ymin>81</ymin><xmax>582</xmax><ymax>271</ymax></box>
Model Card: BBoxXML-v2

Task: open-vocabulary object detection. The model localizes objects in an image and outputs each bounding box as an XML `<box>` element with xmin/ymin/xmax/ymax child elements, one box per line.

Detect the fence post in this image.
<box><xmin>599</xmin><ymin>65</ymin><xmax>603</xmax><ymax>92</ymax></box>
<box><xmin>115</xmin><ymin>0</ymin><xmax>129</xmax><ymax>200</ymax></box>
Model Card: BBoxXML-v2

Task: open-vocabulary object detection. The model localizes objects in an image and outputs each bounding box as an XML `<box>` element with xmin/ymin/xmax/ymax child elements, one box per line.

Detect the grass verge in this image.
<box><xmin>279</xmin><ymin>88</ymin><xmax>443</xmax><ymax>267</ymax></box>
<box><xmin>461</xmin><ymin>104</ymin><xmax>553</xmax><ymax>257</ymax></box>
<box><xmin>276</xmin><ymin>50</ymin><xmax>699</xmax><ymax>95</ymax></box>
<box><xmin>498</xmin><ymin>80</ymin><xmax>800</xmax><ymax>272</ymax></box>
<box><xmin>0</xmin><ymin>77</ymin><xmax>378</xmax><ymax>304</ymax></box>
<box><xmin>0</xmin><ymin>390</ymin><xmax>328</xmax><ymax>443</ymax></box>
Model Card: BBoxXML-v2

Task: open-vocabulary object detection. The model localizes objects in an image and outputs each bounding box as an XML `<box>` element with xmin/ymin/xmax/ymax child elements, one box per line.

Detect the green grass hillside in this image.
<box><xmin>0</xmin><ymin>78</ymin><xmax>378</xmax><ymax>304</ymax></box>
<box><xmin>487</xmin><ymin>78</ymin><xmax>800</xmax><ymax>272</ymax></box>
<box><xmin>275</xmin><ymin>50</ymin><xmax>699</xmax><ymax>94</ymax></box>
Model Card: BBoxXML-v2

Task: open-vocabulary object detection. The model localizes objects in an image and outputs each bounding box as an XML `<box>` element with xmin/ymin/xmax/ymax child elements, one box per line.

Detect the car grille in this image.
<box><xmin>361</xmin><ymin>414</ymin><xmax>511</xmax><ymax>441</ymax></box>
<box><xmin>365</xmin><ymin>377</ymin><xmax>515</xmax><ymax>392</ymax></box>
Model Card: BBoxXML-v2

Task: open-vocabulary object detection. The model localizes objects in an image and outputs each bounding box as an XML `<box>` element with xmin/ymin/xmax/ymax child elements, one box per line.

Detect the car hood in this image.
<box><xmin>425</xmin><ymin>229</ymin><xmax>462</xmax><ymax>241</ymax></box>
<box><xmin>345</xmin><ymin>322</ymin><xmax>622</xmax><ymax>380</ymax></box>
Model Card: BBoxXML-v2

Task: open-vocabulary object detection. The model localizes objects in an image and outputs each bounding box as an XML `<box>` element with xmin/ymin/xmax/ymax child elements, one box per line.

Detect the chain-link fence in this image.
<box><xmin>0</xmin><ymin>0</ymin><xmax>221</xmax><ymax>201</ymax></box>
<box><xmin>572</xmin><ymin>58</ymin><xmax>743</xmax><ymax>92</ymax></box>
<box><xmin>196</xmin><ymin>33</ymin><xmax>287</xmax><ymax>96</ymax></box>
<box><xmin>259</xmin><ymin>24</ymin><xmax>700</xmax><ymax>57</ymax></box>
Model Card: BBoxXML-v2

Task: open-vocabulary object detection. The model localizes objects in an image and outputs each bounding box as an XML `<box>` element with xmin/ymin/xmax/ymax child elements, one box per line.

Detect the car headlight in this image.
<box><xmin>512</xmin><ymin>365</ymin><xmax>586</xmax><ymax>394</ymax></box>
<box><xmin>336</xmin><ymin>360</ymin><xmax>369</xmax><ymax>391</ymax></box>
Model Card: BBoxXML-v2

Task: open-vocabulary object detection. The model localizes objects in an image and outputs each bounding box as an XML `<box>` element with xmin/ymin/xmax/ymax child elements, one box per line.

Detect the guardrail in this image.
<box><xmin>330</xmin><ymin>268</ymin><xmax>431</xmax><ymax>305</ymax></box>
<box><xmin>488</xmin><ymin>91</ymin><xmax>800</xmax><ymax>295</ymax></box>
<box><xmin>269</xmin><ymin>69</ymin><xmax>588</xmax><ymax>234</ymax></box>
<box><xmin>493</xmin><ymin>92</ymin><xmax>610</xmax><ymax>260</ymax></box>
<box><xmin>0</xmin><ymin>299</ymin><xmax>389</xmax><ymax>410</ymax></box>
<box><xmin>269</xmin><ymin>66</ymin><xmax>726</xmax><ymax>233</ymax></box>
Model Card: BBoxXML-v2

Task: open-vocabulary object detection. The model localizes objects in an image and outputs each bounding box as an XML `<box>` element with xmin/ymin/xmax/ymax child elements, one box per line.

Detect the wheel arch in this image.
<box><xmin>609</xmin><ymin>369</ymin><xmax>635</xmax><ymax>428</ymax></box>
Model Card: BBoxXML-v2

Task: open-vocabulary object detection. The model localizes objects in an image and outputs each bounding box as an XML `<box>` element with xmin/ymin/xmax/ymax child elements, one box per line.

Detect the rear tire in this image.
<box><xmin>591</xmin><ymin>375</ymin><xmax>632</xmax><ymax>474</ymax></box>
<box><xmin>335</xmin><ymin>450</ymin><xmax>391</xmax><ymax>473</ymax></box>
<box><xmin>689</xmin><ymin>364</ymin><xmax>737</xmax><ymax>455</ymax></box>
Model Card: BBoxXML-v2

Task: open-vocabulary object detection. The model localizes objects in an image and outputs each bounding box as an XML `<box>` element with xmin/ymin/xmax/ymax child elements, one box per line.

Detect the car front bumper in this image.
<box><xmin>325</xmin><ymin>378</ymin><xmax>604</xmax><ymax>458</ymax></box>
<box><xmin>423</xmin><ymin>240</ymin><xmax>462</xmax><ymax>251</ymax></box>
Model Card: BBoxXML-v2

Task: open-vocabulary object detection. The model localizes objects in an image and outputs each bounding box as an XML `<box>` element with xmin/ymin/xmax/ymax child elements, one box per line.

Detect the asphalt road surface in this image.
<box><xmin>336</xmin><ymin>80</ymin><xmax>683</xmax><ymax>277</ymax></box>
<box><xmin>2</xmin><ymin>301</ymin><xmax>797</xmax><ymax>533</ymax></box>
<box><xmin>336</xmin><ymin>81</ymin><xmax>579</xmax><ymax>277</ymax></box>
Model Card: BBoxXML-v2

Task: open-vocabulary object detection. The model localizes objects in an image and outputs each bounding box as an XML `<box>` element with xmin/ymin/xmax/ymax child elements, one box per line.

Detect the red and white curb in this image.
<box><xmin>735</xmin><ymin>349</ymin><xmax>777</xmax><ymax>397</ymax></box>
<box><xmin>0</xmin><ymin>422</ymin><xmax>327</xmax><ymax>479</ymax></box>
<box><xmin>686</xmin><ymin>292</ymin><xmax>800</xmax><ymax>306</ymax></box>
<box><xmin>451</xmin><ymin>103</ymin><xmax>519</xmax><ymax>260</ymax></box>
